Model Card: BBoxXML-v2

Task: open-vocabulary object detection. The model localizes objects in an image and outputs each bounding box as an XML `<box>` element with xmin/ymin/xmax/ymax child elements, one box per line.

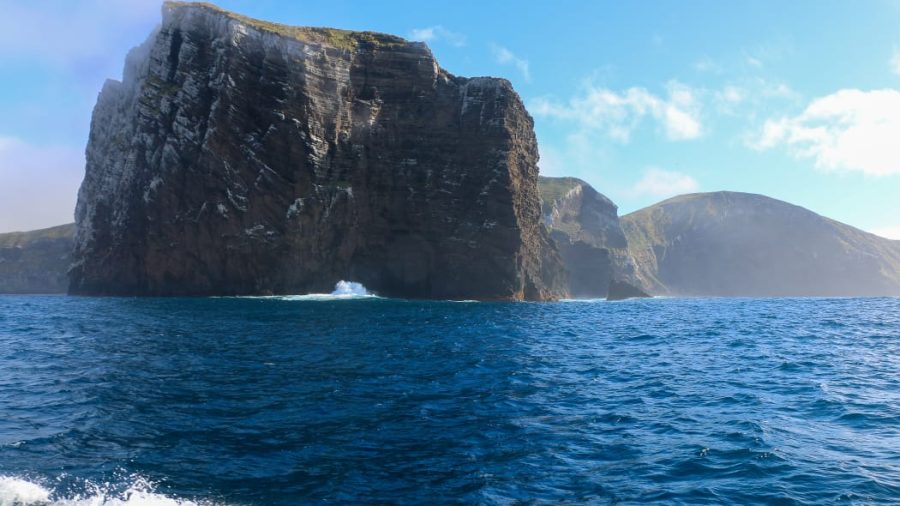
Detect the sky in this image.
<box><xmin>2</xmin><ymin>1</ymin><xmax>900</xmax><ymax>239</ymax></box>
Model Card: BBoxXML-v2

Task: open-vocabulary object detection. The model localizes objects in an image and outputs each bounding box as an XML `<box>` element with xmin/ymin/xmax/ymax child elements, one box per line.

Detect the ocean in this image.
<box><xmin>0</xmin><ymin>294</ymin><xmax>898</xmax><ymax>505</ymax></box>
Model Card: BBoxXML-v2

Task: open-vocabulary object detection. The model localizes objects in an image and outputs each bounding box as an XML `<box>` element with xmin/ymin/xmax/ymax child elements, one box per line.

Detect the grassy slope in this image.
<box><xmin>537</xmin><ymin>176</ymin><xmax>583</xmax><ymax>207</ymax></box>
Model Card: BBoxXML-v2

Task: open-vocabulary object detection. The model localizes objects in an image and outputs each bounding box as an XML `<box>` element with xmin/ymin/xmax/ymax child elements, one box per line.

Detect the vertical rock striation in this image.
<box><xmin>70</xmin><ymin>2</ymin><xmax>567</xmax><ymax>300</ymax></box>
<box><xmin>538</xmin><ymin>176</ymin><xmax>641</xmax><ymax>297</ymax></box>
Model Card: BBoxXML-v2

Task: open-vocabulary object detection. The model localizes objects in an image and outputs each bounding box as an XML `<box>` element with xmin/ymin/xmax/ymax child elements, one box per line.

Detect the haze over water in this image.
<box><xmin>0</xmin><ymin>295</ymin><xmax>898</xmax><ymax>504</ymax></box>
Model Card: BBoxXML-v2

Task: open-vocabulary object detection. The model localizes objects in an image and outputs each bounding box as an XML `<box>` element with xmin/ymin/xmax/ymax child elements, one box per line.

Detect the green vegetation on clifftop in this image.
<box><xmin>164</xmin><ymin>1</ymin><xmax>410</xmax><ymax>51</ymax></box>
<box><xmin>537</xmin><ymin>176</ymin><xmax>583</xmax><ymax>206</ymax></box>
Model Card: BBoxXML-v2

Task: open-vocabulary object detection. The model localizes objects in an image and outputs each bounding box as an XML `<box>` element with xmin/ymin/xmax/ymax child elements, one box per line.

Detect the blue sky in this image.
<box><xmin>2</xmin><ymin>0</ymin><xmax>900</xmax><ymax>238</ymax></box>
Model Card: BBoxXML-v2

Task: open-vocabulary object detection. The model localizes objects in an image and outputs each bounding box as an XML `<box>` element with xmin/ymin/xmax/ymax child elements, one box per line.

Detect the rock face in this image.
<box><xmin>622</xmin><ymin>191</ymin><xmax>900</xmax><ymax>297</ymax></box>
<box><xmin>606</xmin><ymin>279</ymin><xmax>651</xmax><ymax>301</ymax></box>
<box><xmin>0</xmin><ymin>224</ymin><xmax>74</xmax><ymax>294</ymax></box>
<box><xmin>538</xmin><ymin>176</ymin><xmax>639</xmax><ymax>297</ymax></box>
<box><xmin>70</xmin><ymin>2</ymin><xmax>567</xmax><ymax>300</ymax></box>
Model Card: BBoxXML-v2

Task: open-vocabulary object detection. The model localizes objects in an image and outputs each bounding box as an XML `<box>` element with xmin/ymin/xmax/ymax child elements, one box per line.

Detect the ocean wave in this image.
<box><xmin>232</xmin><ymin>280</ymin><xmax>380</xmax><ymax>301</ymax></box>
<box><xmin>278</xmin><ymin>280</ymin><xmax>378</xmax><ymax>301</ymax></box>
<box><xmin>0</xmin><ymin>475</ymin><xmax>222</xmax><ymax>506</ymax></box>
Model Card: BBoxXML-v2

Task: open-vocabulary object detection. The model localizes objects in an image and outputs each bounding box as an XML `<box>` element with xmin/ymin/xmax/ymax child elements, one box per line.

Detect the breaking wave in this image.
<box><xmin>0</xmin><ymin>475</ymin><xmax>223</xmax><ymax>506</ymax></box>
<box><xmin>223</xmin><ymin>281</ymin><xmax>380</xmax><ymax>301</ymax></box>
<box><xmin>329</xmin><ymin>280</ymin><xmax>369</xmax><ymax>296</ymax></box>
<box><xmin>276</xmin><ymin>280</ymin><xmax>378</xmax><ymax>301</ymax></box>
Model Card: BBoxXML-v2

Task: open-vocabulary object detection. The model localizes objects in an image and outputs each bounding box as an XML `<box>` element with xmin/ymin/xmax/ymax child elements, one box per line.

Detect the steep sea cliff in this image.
<box><xmin>70</xmin><ymin>2</ymin><xmax>566</xmax><ymax>300</ymax></box>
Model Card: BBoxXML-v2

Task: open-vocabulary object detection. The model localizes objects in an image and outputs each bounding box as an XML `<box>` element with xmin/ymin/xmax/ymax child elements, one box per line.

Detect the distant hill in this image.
<box><xmin>621</xmin><ymin>192</ymin><xmax>900</xmax><ymax>297</ymax></box>
<box><xmin>0</xmin><ymin>224</ymin><xmax>74</xmax><ymax>294</ymax></box>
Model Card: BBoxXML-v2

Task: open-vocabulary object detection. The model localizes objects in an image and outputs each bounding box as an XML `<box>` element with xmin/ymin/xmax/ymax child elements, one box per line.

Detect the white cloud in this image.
<box><xmin>491</xmin><ymin>45</ymin><xmax>531</xmax><ymax>83</ymax></box>
<box><xmin>752</xmin><ymin>88</ymin><xmax>900</xmax><ymax>176</ymax></box>
<box><xmin>530</xmin><ymin>80</ymin><xmax>702</xmax><ymax>142</ymax></box>
<box><xmin>870</xmin><ymin>226</ymin><xmax>900</xmax><ymax>240</ymax></box>
<box><xmin>741</xmin><ymin>41</ymin><xmax>790</xmax><ymax>70</ymax></box>
<box><xmin>891</xmin><ymin>48</ymin><xmax>900</xmax><ymax>76</ymax></box>
<box><xmin>0</xmin><ymin>136</ymin><xmax>84</xmax><ymax>232</ymax></box>
<box><xmin>630</xmin><ymin>168</ymin><xmax>699</xmax><ymax>199</ymax></box>
<box><xmin>408</xmin><ymin>25</ymin><xmax>466</xmax><ymax>47</ymax></box>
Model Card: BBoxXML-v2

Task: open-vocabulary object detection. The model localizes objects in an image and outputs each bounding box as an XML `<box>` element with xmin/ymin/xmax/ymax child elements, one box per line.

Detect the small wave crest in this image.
<box><xmin>0</xmin><ymin>475</ymin><xmax>222</xmax><ymax>506</ymax></box>
<box><xmin>277</xmin><ymin>280</ymin><xmax>378</xmax><ymax>301</ymax></box>
<box><xmin>330</xmin><ymin>280</ymin><xmax>369</xmax><ymax>297</ymax></box>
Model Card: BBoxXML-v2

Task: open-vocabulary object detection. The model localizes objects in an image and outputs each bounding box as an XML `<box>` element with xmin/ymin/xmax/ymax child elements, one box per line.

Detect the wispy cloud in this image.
<box><xmin>630</xmin><ymin>168</ymin><xmax>699</xmax><ymax>198</ymax></box>
<box><xmin>530</xmin><ymin>80</ymin><xmax>702</xmax><ymax>142</ymax></box>
<box><xmin>740</xmin><ymin>40</ymin><xmax>791</xmax><ymax>71</ymax></box>
<box><xmin>751</xmin><ymin>88</ymin><xmax>900</xmax><ymax>176</ymax></box>
<box><xmin>694</xmin><ymin>57</ymin><xmax>723</xmax><ymax>74</ymax></box>
<box><xmin>0</xmin><ymin>136</ymin><xmax>83</xmax><ymax>232</ymax></box>
<box><xmin>408</xmin><ymin>25</ymin><xmax>466</xmax><ymax>47</ymax></box>
<box><xmin>491</xmin><ymin>45</ymin><xmax>531</xmax><ymax>83</ymax></box>
<box><xmin>745</xmin><ymin>55</ymin><xmax>764</xmax><ymax>68</ymax></box>
<box><xmin>891</xmin><ymin>47</ymin><xmax>900</xmax><ymax>76</ymax></box>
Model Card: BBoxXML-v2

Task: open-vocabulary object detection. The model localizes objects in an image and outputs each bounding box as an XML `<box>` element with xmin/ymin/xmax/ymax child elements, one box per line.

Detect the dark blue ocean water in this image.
<box><xmin>0</xmin><ymin>295</ymin><xmax>898</xmax><ymax>505</ymax></box>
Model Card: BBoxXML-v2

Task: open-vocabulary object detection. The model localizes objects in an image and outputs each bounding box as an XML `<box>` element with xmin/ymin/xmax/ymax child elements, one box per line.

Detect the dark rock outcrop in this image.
<box><xmin>622</xmin><ymin>191</ymin><xmax>900</xmax><ymax>297</ymax></box>
<box><xmin>538</xmin><ymin>176</ymin><xmax>639</xmax><ymax>297</ymax></box>
<box><xmin>606</xmin><ymin>279</ymin><xmax>651</xmax><ymax>301</ymax></box>
<box><xmin>70</xmin><ymin>2</ymin><xmax>567</xmax><ymax>300</ymax></box>
<box><xmin>0</xmin><ymin>224</ymin><xmax>74</xmax><ymax>294</ymax></box>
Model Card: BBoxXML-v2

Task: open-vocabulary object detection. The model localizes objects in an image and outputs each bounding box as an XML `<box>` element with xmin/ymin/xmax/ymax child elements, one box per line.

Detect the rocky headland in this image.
<box><xmin>4</xmin><ymin>4</ymin><xmax>899</xmax><ymax>301</ymax></box>
<box><xmin>0</xmin><ymin>224</ymin><xmax>74</xmax><ymax>294</ymax></box>
<box><xmin>69</xmin><ymin>2</ymin><xmax>567</xmax><ymax>300</ymax></box>
<box><xmin>538</xmin><ymin>176</ymin><xmax>645</xmax><ymax>298</ymax></box>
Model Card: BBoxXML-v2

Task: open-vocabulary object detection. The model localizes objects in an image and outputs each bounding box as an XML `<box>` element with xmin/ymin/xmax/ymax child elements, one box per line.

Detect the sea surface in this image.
<box><xmin>0</xmin><ymin>293</ymin><xmax>898</xmax><ymax>505</ymax></box>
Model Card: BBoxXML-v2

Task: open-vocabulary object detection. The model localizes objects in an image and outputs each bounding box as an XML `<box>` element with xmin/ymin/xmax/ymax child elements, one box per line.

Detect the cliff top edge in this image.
<box><xmin>163</xmin><ymin>1</ymin><xmax>415</xmax><ymax>51</ymax></box>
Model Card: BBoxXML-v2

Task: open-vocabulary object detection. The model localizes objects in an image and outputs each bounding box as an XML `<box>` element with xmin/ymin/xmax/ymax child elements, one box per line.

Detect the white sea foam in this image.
<box><xmin>0</xmin><ymin>476</ymin><xmax>50</xmax><ymax>505</ymax></box>
<box><xmin>559</xmin><ymin>296</ymin><xmax>660</xmax><ymax>303</ymax></box>
<box><xmin>0</xmin><ymin>475</ymin><xmax>225</xmax><ymax>506</ymax></box>
<box><xmin>222</xmin><ymin>281</ymin><xmax>379</xmax><ymax>301</ymax></box>
<box><xmin>330</xmin><ymin>280</ymin><xmax>369</xmax><ymax>296</ymax></box>
<box><xmin>275</xmin><ymin>280</ymin><xmax>378</xmax><ymax>301</ymax></box>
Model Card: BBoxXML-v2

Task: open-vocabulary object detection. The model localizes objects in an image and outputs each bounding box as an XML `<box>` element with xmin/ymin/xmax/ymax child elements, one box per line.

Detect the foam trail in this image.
<box><xmin>0</xmin><ymin>475</ymin><xmax>222</xmax><ymax>506</ymax></box>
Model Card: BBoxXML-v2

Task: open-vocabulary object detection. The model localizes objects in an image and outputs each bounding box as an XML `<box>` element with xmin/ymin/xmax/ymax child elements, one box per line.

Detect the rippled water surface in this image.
<box><xmin>1</xmin><ymin>295</ymin><xmax>898</xmax><ymax>505</ymax></box>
